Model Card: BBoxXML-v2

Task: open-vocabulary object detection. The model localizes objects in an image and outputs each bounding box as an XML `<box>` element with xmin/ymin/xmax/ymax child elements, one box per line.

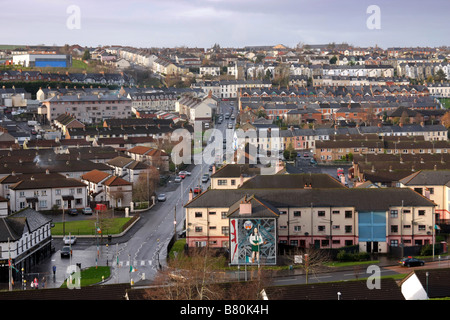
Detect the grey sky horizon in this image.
<box><xmin>1</xmin><ymin>0</ymin><xmax>449</xmax><ymax>49</ymax></box>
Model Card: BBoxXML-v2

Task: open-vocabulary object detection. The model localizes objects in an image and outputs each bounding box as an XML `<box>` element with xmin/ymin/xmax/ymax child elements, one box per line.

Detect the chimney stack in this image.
<box><xmin>239</xmin><ymin>201</ymin><xmax>252</xmax><ymax>215</ymax></box>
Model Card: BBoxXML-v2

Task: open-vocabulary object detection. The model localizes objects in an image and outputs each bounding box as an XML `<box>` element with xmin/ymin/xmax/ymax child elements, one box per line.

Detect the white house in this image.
<box><xmin>8</xmin><ymin>173</ymin><xmax>88</xmax><ymax>212</ymax></box>
<box><xmin>0</xmin><ymin>208</ymin><xmax>53</xmax><ymax>283</ymax></box>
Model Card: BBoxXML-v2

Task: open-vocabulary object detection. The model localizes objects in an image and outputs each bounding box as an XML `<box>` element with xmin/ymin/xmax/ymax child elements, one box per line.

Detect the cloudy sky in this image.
<box><xmin>1</xmin><ymin>0</ymin><xmax>449</xmax><ymax>49</ymax></box>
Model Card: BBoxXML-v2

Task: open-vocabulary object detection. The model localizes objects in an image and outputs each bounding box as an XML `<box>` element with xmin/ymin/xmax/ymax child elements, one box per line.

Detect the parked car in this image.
<box><xmin>157</xmin><ymin>194</ymin><xmax>167</xmax><ymax>202</ymax></box>
<box><xmin>227</xmin><ymin>122</ymin><xmax>233</xmax><ymax>129</ymax></box>
<box><xmin>399</xmin><ymin>257</ymin><xmax>425</xmax><ymax>267</ymax></box>
<box><xmin>60</xmin><ymin>246</ymin><xmax>72</xmax><ymax>258</ymax></box>
<box><xmin>178</xmin><ymin>172</ymin><xmax>186</xmax><ymax>179</ymax></box>
<box><xmin>201</xmin><ymin>174</ymin><xmax>209</xmax><ymax>183</ymax></box>
<box><xmin>63</xmin><ymin>235</ymin><xmax>77</xmax><ymax>245</ymax></box>
<box><xmin>179</xmin><ymin>170</ymin><xmax>191</xmax><ymax>176</ymax></box>
<box><xmin>82</xmin><ymin>207</ymin><xmax>93</xmax><ymax>215</ymax></box>
<box><xmin>174</xmin><ymin>176</ymin><xmax>182</xmax><ymax>183</ymax></box>
<box><xmin>68</xmin><ymin>208</ymin><xmax>78</xmax><ymax>215</ymax></box>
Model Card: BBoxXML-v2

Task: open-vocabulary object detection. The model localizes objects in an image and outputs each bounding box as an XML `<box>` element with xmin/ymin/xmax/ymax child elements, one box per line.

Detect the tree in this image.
<box><xmin>441</xmin><ymin>111</ymin><xmax>450</xmax><ymax>128</ymax></box>
<box><xmin>434</xmin><ymin>69</ymin><xmax>447</xmax><ymax>82</ymax></box>
<box><xmin>329</xmin><ymin>56</ymin><xmax>337</xmax><ymax>65</ymax></box>
<box><xmin>82</xmin><ymin>49</ymin><xmax>90</xmax><ymax>61</ymax></box>
<box><xmin>144</xmin><ymin>248</ymin><xmax>270</xmax><ymax>300</ymax></box>
<box><xmin>132</xmin><ymin>167</ymin><xmax>159</xmax><ymax>203</ymax></box>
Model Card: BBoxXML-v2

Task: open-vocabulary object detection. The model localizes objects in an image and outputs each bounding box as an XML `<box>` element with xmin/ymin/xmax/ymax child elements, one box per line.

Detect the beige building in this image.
<box><xmin>184</xmin><ymin>177</ymin><xmax>435</xmax><ymax>254</ymax></box>
<box><xmin>400</xmin><ymin>170</ymin><xmax>450</xmax><ymax>221</ymax></box>
<box><xmin>39</xmin><ymin>94</ymin><xmax>132</xmax><ymax>124</ymax></box>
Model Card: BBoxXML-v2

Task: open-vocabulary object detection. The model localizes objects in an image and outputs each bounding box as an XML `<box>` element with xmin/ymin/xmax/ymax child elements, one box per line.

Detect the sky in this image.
<box><xmin>1</xmin><ymin>0</ymin><xmax>449</xmax><ymax>49</ymax></box>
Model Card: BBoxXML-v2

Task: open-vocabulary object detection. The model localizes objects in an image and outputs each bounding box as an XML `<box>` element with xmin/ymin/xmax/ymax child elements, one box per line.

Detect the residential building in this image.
<box><xmin>39</xmin><ymin>94</ymin><xmax>132</xmax><ymax>124</ymax></box>
<box><xmin>184</xmin><ymin>174</ymin><xmax>435</xmax><ymax>254</ymax></box>
<box><xmin>0</xmin><ymin>208</ymin><xmax>53</xmax><ymax>283</ymax></box>
<box><xmin>399</xmin><ymin>170</ymin><xmax>450</xmax><ymax>221</ymax></box>
<box><xmin>8</xmin><ymin>172</ymin><xmax>88</xmax><ymax>212</ymax></box>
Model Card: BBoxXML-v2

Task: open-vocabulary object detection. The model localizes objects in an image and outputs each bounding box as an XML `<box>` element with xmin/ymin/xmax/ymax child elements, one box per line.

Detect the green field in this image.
<box><xmin>52</xmin><ymin>217</ymin><xmax>133</xmax><ymax>236</ymax></box>
<box><xmin>441</xmin><ymin>98</ymin><xmax>450</xmax><ymax>109</ymax></box>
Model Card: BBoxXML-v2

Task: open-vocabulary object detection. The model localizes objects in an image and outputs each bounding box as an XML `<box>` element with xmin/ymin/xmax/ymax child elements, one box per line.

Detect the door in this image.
<box><xmin>373</xmin><ymin>241</ymin><xmax>378</xmax><ymax>253</ymax></box>
<box><xmin>366</xmin><ymin>241</ymin><xmax>372</xmax><ymax>253</ymax></box>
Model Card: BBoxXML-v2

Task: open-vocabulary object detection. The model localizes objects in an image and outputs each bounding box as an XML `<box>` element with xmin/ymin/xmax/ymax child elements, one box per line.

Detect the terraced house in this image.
<box><xmin>184</xmin><ymin>169</ymin><xmax>436</xmax><ymax>255</ymax></box>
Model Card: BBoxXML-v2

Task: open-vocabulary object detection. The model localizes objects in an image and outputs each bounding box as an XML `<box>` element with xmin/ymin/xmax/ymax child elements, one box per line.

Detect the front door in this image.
<box><xmin>366</xmin><ymin>241</ymin><xmax>372</xmax><ymax>253</ymax></box>
<box><xmin>373</xmin><ymin>241</ymin><xmax>378</xmax><ymax>253</ymax></box>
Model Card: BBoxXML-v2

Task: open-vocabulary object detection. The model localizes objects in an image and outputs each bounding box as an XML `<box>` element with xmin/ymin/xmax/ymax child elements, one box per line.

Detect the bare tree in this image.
<box><xmin>132</xmin><ymin>166</ymin><xmax>159</xmax><ymax>202</ymax></box>
<box><xmin>145</xmin><ymin>248</ymin><xmax>270</xmax><ymax>300</ymax></box>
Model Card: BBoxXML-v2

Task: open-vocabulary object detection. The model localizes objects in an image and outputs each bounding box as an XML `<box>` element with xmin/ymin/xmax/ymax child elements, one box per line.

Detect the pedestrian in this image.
<box><xmin>52</xmin><ymin>265</ymin><xmax>56</xmax><ymax>277</ymax></box>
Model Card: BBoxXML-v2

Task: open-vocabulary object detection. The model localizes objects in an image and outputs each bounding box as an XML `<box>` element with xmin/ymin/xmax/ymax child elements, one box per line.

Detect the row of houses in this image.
<box><xmin>183</xmin><ymin>163</ymin><xmax>440</xmax><ymax>256</ymax></box>
<box><xmin>0</xmin><ymin>70</ymin><xmax>134</xmax><ymax>85</ymax></box>
<box><xmin>232</xmin><ymin>123</ymin><xmax>448</xmax><ymax>155</ymax></box>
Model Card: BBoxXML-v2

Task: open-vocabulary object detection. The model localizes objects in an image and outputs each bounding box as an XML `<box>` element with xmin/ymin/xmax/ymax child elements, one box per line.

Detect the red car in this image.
<box><xmin>178</xmin><ymin>173</ymin><xmax>186</xmax><ymax>179</ymax></box>
<box><xmin>194</xmin><ymin>186</ymin><xmax>202</xmax><ymax>194</ymax></box>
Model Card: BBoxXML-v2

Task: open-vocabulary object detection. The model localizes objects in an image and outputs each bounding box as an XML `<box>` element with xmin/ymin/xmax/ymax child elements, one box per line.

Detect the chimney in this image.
<box><xmin>46</xmin><ymin>169</ymin><xmax>49</xmax><ymax>174</ymax></box>
<box><xmin>188</xmin><ymin>189</ymin><xmax>193</xmax><ymax>201</ymax></box>
<box><xmin>239</xmin><ymin>201</ymin><xmax>252</xmax><ymax>215</ymax></box>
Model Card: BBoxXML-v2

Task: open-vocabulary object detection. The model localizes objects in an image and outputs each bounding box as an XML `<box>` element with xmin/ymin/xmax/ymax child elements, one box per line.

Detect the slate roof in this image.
<box><xmin>185</xmin><ymin>188</ymin><xmax>435</xmax><ymax>211</ymax></box>
<box><xmin>239</xmin><ymin>173</ymin><xmax>346</xmax><ymax>189</ymax></box>
<box><xmin>0</xmin><ymin>283</ymin><xmax>131</xmax><ymax>300</ymax></box>
<box><xmin>399</xmin><ymin>170</ymin><xmax>450</xmax><ymax>186</ymax></box>
<box><xmin>264</xmin><ymin>278</ymin><xmax>404</xmax><ymax>300</ymax></box>
<box><xmin>401</xmin><ymin>268</ymin><xmax>450</xmax><ymax>299</ymax></box>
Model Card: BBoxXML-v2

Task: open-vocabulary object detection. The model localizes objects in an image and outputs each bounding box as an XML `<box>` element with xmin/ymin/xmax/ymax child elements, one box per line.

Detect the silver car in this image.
<box><xmin>63</xmin><ymin>235</ymin><xmax>77</xmax><ymax>245</ymax></box>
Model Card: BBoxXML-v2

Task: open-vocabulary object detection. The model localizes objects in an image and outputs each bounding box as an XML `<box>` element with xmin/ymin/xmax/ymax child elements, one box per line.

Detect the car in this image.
<box><xmin>399</xmin><ymin>257</ymin><xmax>425</xmax><ymax>267</ymax></box>
<box><xmin>82</xmin><ymin>207</ymin><xmax>93</xmax><ymax>215</ymax></box>
<box><xmin>303</xmin><ymin>153</ymin><xmax>309</xmax><ymax>158</ymax></box>
<box><xmin>157</xmin><ymin>194</ymin><xmax>167</xmax><ymax>202</ymax></box>
<box><xmin>201</xmin><ymin>174</ymin><xmax>209</xmax><ymax>183</ymax></box>
<box><xmin>68</xmin><ymin>208</ymin><xmax>78</xmax><ymax>215</ymax></box>
<box><xmin>178</xmin><ymin>230</ymin><xmax>186</xmax><ymax>238</ymax></box>
<box><xmin>179</xmin><ymin>170</ymin><xmax>191</xmax><ymax>176</ymax></box>
<box><xmin>227</xmin><ymin>122</ymin><xmax>233</xmax><ymax>129</ymax></box>
<box><xmin>174</xmin><ymin>176</ymin><xmax>182</xmax><ymax>183</ymax></box>
<box><xmin>193</xmin><ymin>185</ymin><xmax>202</xmax><ymax>194</ymax></box>
<box><xmin>178</xmin><ymin>172</ymin><xmax>186</xmax><ymax>179</ymax></box>
<box><xmin>60</xmin><ymin>246</ymin><xmax>72</xmax><ymax>258</ymax></box>
<box><xmin>63</xmin><ymin>235</ymin><xmax>77</xmax><ymax>245</ymax></box>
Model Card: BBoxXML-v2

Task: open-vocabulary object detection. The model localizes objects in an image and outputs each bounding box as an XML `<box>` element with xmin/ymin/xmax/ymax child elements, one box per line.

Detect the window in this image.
<box><xmin>195</xmin><ymin>227</ymin><xmax>203</xmax><ymax>232</ymax></box>
<box><xmin>77</xmin><ymin>188</ymin><xmax>83</xmax><ymax>194</ymax></box>
<box><xmin>217</xmin><ymin>179</ymin><xmax>227</xmax><ymax>186</ymax></box>
<box><xmin>403</xmin><ymin>225</ymin><xmax>411</xmax><ymax>229</ymax></box>
<box><xmin>390</xmin><ymin>210</ymin><xmax>398</xmax><ymax>218</ymax></box>
<box><xmin>318</xmin><ymin>211</ymin><xmax>325</xmax><ymax>217</ymax></box>
<box><xmin>39</xmin><ymin>200</ymin><xmax>47</xmax><ymax>208</ymax></box>
<box><xmin>293</xmin><ymin>211</ymin><xmax>301</xmax><ymax>217</ymax></box>
<box><xmin>345</xmin><ymin>210</ymin><xmax>353</xmax><ymax>218</ymax></box>
<box><xmin>209</xmin><ymin>211</ymin><xmax>216</xmax><ymax>215</ymax></box>
<box><xmin>391</xmin><ymin>225</ymin><xmax>398</xmax><ymax>233</ymax></box>
<box><xmin>231</xmin><ymin>179</ymin><xmax>236</xmax><ymax>186</ymax></box>
<box><xmin>221</xmin><ymin>212</ymin><xmax>227</xmax><ymax>219</ymax></box>
<box><xmin>332</xmin><ymin>210</ymin><xmax>340</xmax><ymax>214</ymax></box>
<box><xmin>390</xmin><ymin>240</ymin><xmax>399</xmax><ymax>247</ymax></box>
<box><xmin>294</xmin><ymin>226</ymin><xmax>301</xmax><ymax>232</ymax></box>
<box><xmin>318</xmin><ymin>225</ymin><xmax>326</xmax><ymax>232</ymax></box>
<box><xmin>345</xmin><ymin>225</ymin><xmax>352</xmax><ymax>233</ymax></box>
<box><xmin>195</xmin><ymin>212</ymin><xmax>202</xmax><ymax>218</ymax></box>
<box><xmin>279</xmin><ymin>211</ymin><xmax>287</xmax><ymax>215</ymax></box>
<box><xmin>332</xmin><ymin>225</ymin><xmax>340</xmax><ymax>230</ymax></box>
<box><xmin>222</xmin><ymin>226</ymin><xmax>229</xmax><ymax>235</ymax></box>
<box><xmin>20</xmin><ymin>192</ymin><xmax>25</xmax><ymax>198</ymax></box>
<box><xmin>418</xmin><ymin>225</ymin><xmax>426</xmax><ymax>231</ymax></box>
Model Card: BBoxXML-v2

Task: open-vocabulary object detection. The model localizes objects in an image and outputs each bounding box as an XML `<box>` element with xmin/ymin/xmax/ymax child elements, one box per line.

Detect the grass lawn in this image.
<box><xmin>60</xmin><ymin>266</ymin><xmax>111</xmax><ymax>288</ymax></box>
<box><xmin>52</xmin><ymin>217</ymin><xmax>132</xmax><ymax>236</ymax></box>
<box><xmin>440</xmin><ymin>97</ymin><xmax>450</xmax><ymax>109</ymax></box>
